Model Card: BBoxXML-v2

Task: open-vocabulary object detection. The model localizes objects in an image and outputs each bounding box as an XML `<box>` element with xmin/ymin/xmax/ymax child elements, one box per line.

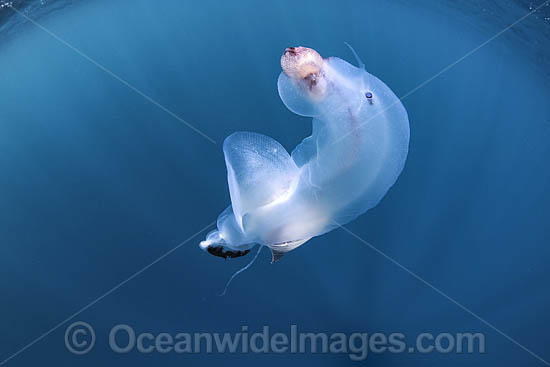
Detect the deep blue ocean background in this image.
<box><xmin>0</xmin><ymin>0</ymin><xmax>549</xmax><ymax>365</ymax></box>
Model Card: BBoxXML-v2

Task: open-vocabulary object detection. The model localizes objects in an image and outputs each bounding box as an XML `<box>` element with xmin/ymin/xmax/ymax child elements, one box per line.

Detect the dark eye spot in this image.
<box><xmin>365</xmin><ymin>92</ymin><xmax>373</xmax><ymax>99</ymax></box>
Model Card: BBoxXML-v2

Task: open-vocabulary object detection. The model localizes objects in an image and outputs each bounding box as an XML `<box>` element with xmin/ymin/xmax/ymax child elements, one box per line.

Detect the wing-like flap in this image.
<box><xmin>223</xmin><ymin>131</ymin><xmax>300</xmax><ymax>232</ymax></box>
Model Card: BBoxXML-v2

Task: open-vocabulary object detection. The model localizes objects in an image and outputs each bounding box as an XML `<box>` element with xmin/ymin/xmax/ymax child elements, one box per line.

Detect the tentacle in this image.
<box><xmin>344</xmin><ymin>42</ymin><xmax>365</xmax><ymax>69</ymax></box>
<box><xmin>219</xmin><ymin>245</ymin><xmax>263</xmax><ymax>296</ymax></box>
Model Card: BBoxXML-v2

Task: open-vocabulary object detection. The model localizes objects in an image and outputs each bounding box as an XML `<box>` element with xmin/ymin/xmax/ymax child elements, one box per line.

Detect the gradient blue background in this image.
<box><xmin>0</xmin><ymin>0</ymin><xmax>549</xmax><ymax>365</ymax></box>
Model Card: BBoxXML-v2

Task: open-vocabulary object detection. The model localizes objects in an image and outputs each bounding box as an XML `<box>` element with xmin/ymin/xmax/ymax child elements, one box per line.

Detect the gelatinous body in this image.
<box><xmin>200</xmin><ymin>46</ymin><xmax>409</xmax><ymax>261</ymax></box>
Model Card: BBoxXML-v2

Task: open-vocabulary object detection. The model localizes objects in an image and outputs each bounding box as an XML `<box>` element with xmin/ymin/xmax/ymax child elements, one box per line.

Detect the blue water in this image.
<box><xmin>0</xmin><ymin>0</ymin><xmax>549</xmax><ymax>366</ymax></box>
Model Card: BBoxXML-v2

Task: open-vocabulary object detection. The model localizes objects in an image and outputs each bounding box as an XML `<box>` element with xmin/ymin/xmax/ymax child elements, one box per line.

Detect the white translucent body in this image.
<box><xmin>201</xmin><ymin>55</ymin><xmax>409</xmax><ymax>253</ymax></box>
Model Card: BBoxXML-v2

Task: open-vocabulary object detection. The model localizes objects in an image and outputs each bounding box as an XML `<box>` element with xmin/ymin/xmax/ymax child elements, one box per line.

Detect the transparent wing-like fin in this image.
<box><xmin>223</xmin><ymin>131</ymin><xmax>300</xmax><ymax>232</ymax></box>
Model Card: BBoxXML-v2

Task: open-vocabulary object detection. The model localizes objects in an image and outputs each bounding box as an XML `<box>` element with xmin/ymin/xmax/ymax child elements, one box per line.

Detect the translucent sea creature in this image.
<box><xmin>201</xmin><ymin>45</ymin><xmax>410</xmax><ymax>264</ymax></box>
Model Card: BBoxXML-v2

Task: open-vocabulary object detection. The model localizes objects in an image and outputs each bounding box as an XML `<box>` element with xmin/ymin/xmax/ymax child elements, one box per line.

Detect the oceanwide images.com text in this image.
<box><xmin>65</xmin><ymin>322</ymin><xmax>486</xmax><ymax>361</ymax></box>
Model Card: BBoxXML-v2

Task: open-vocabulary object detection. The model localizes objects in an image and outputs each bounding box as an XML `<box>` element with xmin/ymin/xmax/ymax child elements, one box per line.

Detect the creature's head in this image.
<box><xmin>280</xmin><ymin>47</ymin><xmax>327</xmax><ymax>98</ymax></box>
<box><xmin>281</xmin><ymin>47</ymin><xmax>323</xmax><ymax>79</ymax></box>
<box><xmin>278</xmin><ymin>46</ymin><xmax>328</xmax><ymax>117</ymax></box>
